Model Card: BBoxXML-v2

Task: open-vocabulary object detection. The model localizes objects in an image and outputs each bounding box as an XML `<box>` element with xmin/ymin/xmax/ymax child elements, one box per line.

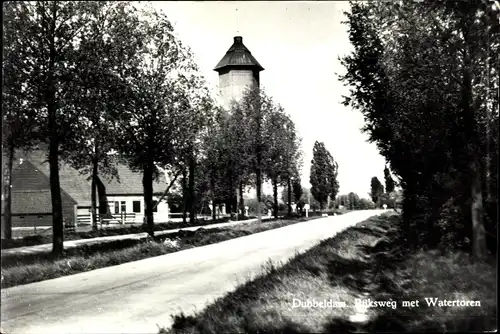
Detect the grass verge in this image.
<box><xmin>0</xmin><ymin>216</ymin><xmax>258</xmax><ymax>250</ymax></box>
<box><xmin>1</xmin><ymin>216</ymin><xmax>321</xmax><ymax>289</ymax></box>
<box><xmin>162</xmin><ymin>213</ymin><xmax>496</xmax><ymax>333</ymax></box>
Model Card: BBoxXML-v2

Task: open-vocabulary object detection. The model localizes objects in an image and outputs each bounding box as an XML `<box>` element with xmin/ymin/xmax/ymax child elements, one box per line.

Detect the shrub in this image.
<box><xmin>246</xmin><ymin>198</ymin><xmax>272</xmax><ymax>215</ymax></box>
<box><xmin>436</xmin><ymin>197</ymin><xmax>470</xmax><ymax>251</ymax></box>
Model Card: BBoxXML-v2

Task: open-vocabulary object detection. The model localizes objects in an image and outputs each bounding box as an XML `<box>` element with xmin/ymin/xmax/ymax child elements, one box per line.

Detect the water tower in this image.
<box><xmin>214</xmin><ymin>36</ymin><xmax>264</xmax><ymax>110</ymax></box>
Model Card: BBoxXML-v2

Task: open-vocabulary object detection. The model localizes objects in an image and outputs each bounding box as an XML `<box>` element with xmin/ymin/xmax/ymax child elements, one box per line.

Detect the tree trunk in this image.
<box><xmin>223</xmin><ymin>199</ymin><xmax>229</xmax><ymax>217</ymax></box>
<box><xmin>210</xmin><ymin>174</ymin><xmax>216</xmax><ymax>221</ymax></box>
<box><xmin>255</xmin><ymin>91</ymin><xmax>263</xmax><ymax>223</ymax></box>
<box><xmin>91</xmin><ymin>94</ymin><xmax>101</xmax><ymax>231</ymax></box>
<box><xmin>188</xmin><ymin>156</ymin><xmax>196</xmax><ymax>224</ymax></box>
<box><xmin>239</xmin><ymin>181</ymin><xmax>244</xmax><ymax>217</ymax></box>
<box><xmin>233</xmin><ymin>192</ymin><xmax>237</xmax><ymax>216</ymax></box>
<box><xmin>272</xmin><ymin>178</ymin><xmax>278</xmax><ymax>218</ymax></box>
<box><xmin>182</xmin><ymin>168</ymin><xmax>187</xmax><ymax>224</ymax></box>
<box><xmin>235</xmin><ymin>186</ymin><xmax>239</xmax><ymax>221</ymax></box>
<box><xmin>49</xmin><ymin>136</ymin><xmax>64</xmax><ymax>255</ymax></box>
<box><xmin>256</xmin><ymin>168</ymin><xmax>262</xmax><ymax>222</ymax></box>
<box><xmin>287</xmin><ymin>177</ymin><xmax>292</xmax><ymax>217</ymax></box>
<box><xmin>96</xmin><ymin>176</ymin><xmax>107</xmax><ymax>222</ymax></box>
<box><xmin>459</xmin><ymin>16</ymin><xmax>487</xmax><ymax>260</ymax></box>
<box><xmin>228</xmin><ymin>174</ymin><xmax>233</xmax><ymax>216</ymax></box>
<box><xmin>91</xmin><ymin>156</ymin><xmax>98</xmax><ymax>231</ymax></box>
<box><xmin>143</xmin><ymin>159</ymin><xmax>155</xmax><ymax>238</ymax></box>
<box><xmin>48</xmin><ymin>3</ymin><xmax>64</xmax><ymax>256</ymax></box>
<box><xmin>471</xmin><ymin>161</ymin><xmax>487</xmax><ymax>260</ymax></box>
<box><xmin>3</xmin><ymin>144</ymin><xmax>14</xmax><ymax>239</ymax></box>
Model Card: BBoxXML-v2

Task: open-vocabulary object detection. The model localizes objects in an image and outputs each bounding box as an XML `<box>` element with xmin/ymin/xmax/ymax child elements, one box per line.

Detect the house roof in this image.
<box><xmin>2</xmin><ymin>190</ymin><xmax>53</xmax><ymax>214</ymax></box>
<box><xmin>99</xmin><ymin>163</ymin><xmax>167</xmax><ymax>195</ymax></box>
<box><xmin>214</xmin><ymin>36</ymin><xmax>264</xmax><ymax>72</ymax></box>
<box><xmin>10</xmin><ymin>150</ymin><xmax>168</xmax><ymax>207</ymax></box>
<box><xmin>11</xmin><ymin>160</ymin><xmax>52</xmax><ymax>191</ymax></box>
<box><xmin>14</xmin><ymin>150</ymin><xmax>93</xmax><ymax>206</ymax></box>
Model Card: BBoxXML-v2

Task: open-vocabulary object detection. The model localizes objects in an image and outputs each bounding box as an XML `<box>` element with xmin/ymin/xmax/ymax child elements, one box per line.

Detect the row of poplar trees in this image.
<box><xmin>202</xmin><ymin>88</ymin><xmax>303</xmax><ymax>223</ymax></box>
<box><xmin>2</xmin><ymin>2</ymin><xmax>302</xmax><ymax>255</ymax></box>
<box><xmin>341</xmin><ymin>0</ymin><xmax>499</xmax><ymax>260</ymax></box>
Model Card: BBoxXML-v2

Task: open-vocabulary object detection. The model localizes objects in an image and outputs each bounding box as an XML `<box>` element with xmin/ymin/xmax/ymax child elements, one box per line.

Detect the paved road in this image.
<box><xmin>2</xmin><ymin>217</ymin><xmax>273</xmax><ymax>257</ymax></box>
<box><xmin>1</xmin><ymin>210</ymin><xmax>384</xmax><ymax>334</ymax></box>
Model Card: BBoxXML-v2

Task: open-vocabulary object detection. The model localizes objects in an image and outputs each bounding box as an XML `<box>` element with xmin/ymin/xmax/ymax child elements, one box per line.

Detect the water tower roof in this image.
<box><xmin>214</xmin><ymin>36</ymin><xmax>264</xmax><ymax>72</ymax></box>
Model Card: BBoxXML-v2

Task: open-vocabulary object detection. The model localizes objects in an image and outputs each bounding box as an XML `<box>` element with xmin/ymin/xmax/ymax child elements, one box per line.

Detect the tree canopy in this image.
<box><xmin>340</xmin><ymin>0</ymin><xmax>499</xmax><ymax>259</ymax></box>
<box><xmin>310</xmin><ymin>141</ymin><xmax>339</xmax><ymax>210</ymax></box>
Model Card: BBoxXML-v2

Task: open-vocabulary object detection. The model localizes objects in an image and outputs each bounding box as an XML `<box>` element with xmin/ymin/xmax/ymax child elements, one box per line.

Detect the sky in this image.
<box><xmin>152</xmin><ymin>1</ymin><xmax>387</xmax><ymax>198</ymax></box>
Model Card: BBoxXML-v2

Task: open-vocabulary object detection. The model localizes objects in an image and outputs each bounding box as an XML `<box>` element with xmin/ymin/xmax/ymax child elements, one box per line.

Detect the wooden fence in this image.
<box><xmin>76</xmin><ymin>213</ymin><xmax>137</xmax><ymax>227</ymax></box>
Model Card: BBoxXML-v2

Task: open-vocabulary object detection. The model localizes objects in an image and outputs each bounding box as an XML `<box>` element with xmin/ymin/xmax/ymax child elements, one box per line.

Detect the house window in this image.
<box><xmin>114</xmin><ymin>201</ymin><xmax>119</xmax><ymax>214</ymax></box>
<box><xmin>121</xmin><ymin>201</ymin><xmax>126</xmax><ymax>213</ymax></box>
<box><xmin>152</xmin><ymin>200</ymin><xmax>158</xmax><ymax>213</ymax></box>
<box><xmin>133</xmin><ymin>201</ymin><xmax>141</xmax><ymax>213</ymax></box>
<box><xmin>19</xmin><ymin>216</ymin><xmax>25</xmax><ymax>219</ymax></box>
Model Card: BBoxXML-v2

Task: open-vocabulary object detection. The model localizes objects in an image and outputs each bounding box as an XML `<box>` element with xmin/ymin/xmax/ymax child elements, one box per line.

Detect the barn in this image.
<box><xmin>1</xmin><ymin>150</ymin><xmax>170</xmax><ymax>230</ymax></box>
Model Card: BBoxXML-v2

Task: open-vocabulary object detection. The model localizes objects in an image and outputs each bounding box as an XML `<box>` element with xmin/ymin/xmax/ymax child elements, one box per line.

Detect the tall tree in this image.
<box><xmin>347</xmin><ymin>192</ymin><xmax>360</xmax><ymax>210</ymax></box>
<box><xmin>284</xmin><ymin>127</ymin><xmax>303</xmax><ymax>216</ymax></box>
<box><xmin>263</xmin><ymin>105</ymin><xmax>301</xmax><ymax>218</ymax></box>
<box><xmin>228</xmin><ymin>100</ymin><xmax>253</xmax><ymax>219</ymax></box>
<box><xmin>310</xmin><ymin>141</ymin><xmax>339</xmax><ymax>210</ymax></box>
<box><xmin>59</xmin><ymin>1</ymin><xmax>141</xmax><ymax>230</ymax></box>
<box><xmin>238</xmin><ymin>87</ymin><xmax>275</xmax><ymax>222</ymax></box>
<box><xmin>384</xmin><ymin>166</ymin><xmax>395</xmax><ymax>194</ymax></box>
<box><xmin>184</xmin><ymin>93</ymin><xmax>214</xmax><ymax>224</ymax></box>
<box><xmin>292</xmin><ymin>177</ymin><xmax>303</xmax><ymax>214</ymax></box>
<box><xmin>200</xmin><ymin>107</ymin><xmax>228</xmax><ymax>220</ymax></box>
<box><xmin>370</xmin><ymin>177</ymin><xmax>384</xmax><ymax>207</ymax></box>
<box><xmin>340</xmin><ymin>1</ymin><xmax>499</xmax><ymax>258</ymax></box>
<box><xmin>281</xmin><ymin>174</ymin><xmax>303</xmax><ymax>207</ymax></box>
<box><xmin>2</xmin><ymin>2</ymin><xmax>40</xmax><ymax>239</ymax></box>
<box><xmin>114</xmin><ymin>5</ymin><xmax>208</xmax><ymax>238</ymax></box>
<box><xmin>3</xmin><ymin>1</ymin><xmax>115</xmax><ymax>255</ymax></box>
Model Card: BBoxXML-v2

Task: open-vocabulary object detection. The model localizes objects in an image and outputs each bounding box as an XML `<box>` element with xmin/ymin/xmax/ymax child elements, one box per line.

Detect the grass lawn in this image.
<box><xmin>0</xmin><ymin>216</ymin><xmax>257</xmax><ymax>250</ymax></box>
<box><xmin>1</xmin><ymin>216</ymin><xmax>321</xmax><ymax>289</ymax></box>
<box><xmin>162</xmin><ymin>213</ymin><xmax>496</xmax><ymax>333</ymax></box>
